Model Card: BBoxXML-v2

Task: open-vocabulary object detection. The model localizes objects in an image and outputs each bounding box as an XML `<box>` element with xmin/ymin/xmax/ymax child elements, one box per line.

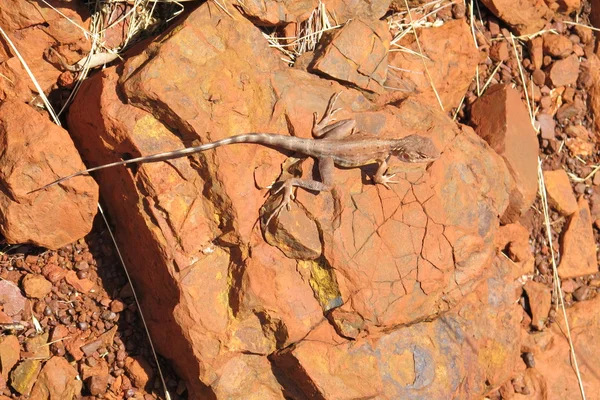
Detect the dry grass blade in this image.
<box><xmin>537</xmin><ymin>164</ymin><xmax>586</xmax><ymax>400</ymax></box>
<box><xmin>262</xmin><ymin>1</ymin><xmax>340</xmax><ymax>66</ymax></box>
<box><xmin>509</xmin><ymin>33</ymin><xmax>534</xmax><ymax>124</ymax></box>
<box><xmin>568</xmin><ymin>164</ymin><xmax>600</xmax><ymax>183</ymax></box>
<box><xmin>0</xmin><ymin>26</ymin><xmax>60</xmax><ymax>125</ymax></box>
<box><xmin>480</xmin><ymin>60</ymin><xmax>503</xmax><ymax>95</ymax></box>
<box><xmin>562</xmin><ymin>21</ymin><xmax>600</xmax><ymax>32</ymax></box>
<box><xmin>97</xmin><ymin>204</ymin><xmax>172</xmax><ymax>400</ymax></box>
<box><xmin>402</xmin><ymin>0</ymin><xmax>444</xmax><ymax>111</ymax></box>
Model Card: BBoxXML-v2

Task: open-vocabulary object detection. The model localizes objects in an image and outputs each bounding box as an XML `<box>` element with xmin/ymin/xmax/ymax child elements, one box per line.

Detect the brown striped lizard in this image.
<box><xmin>31</xmin><ymin>93</ymin><xmax>440</xmax><ymax>223</ymax></box>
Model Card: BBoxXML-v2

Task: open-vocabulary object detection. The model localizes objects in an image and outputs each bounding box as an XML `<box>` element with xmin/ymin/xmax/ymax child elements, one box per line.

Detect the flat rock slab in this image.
<box><xmin>63</xmin><ymin>3</ymin><xmax>515</xmax><ymax>398</ymax></box>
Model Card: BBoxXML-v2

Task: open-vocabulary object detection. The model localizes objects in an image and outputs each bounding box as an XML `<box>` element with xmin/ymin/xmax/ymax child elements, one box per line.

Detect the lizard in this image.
<box><xmin>31</xmin><ymin>92</ymin><xmax>441</xmax><ymax>223</ymax></box>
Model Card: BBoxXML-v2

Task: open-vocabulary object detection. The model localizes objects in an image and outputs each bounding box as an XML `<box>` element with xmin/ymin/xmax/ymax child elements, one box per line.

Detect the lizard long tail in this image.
<box><xmin>29</xmin><ymin>133</ymin><xmax>310</xmax><ymax>193</ymax></box>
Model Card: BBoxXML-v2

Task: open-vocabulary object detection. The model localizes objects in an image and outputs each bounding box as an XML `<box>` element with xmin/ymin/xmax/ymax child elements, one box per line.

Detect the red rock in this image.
<box><xmin>556</xmin><ymin>0</ymin><xmax>581</xmax><ymax>13</ymax></box>
<box><xmin>0</xmin><ymin>0</ymin><xmax>91</xmax><ymax>101</ymax></box>
<box><xmin>310</xmin><ymin>19</ymin><xmax>389</xmax><ymax>93</ymax></box>
<box><xmin>523</xmin><ymin>294</ymin><xmax>600</xmax><ymax>397</ymax></box>
<box><xmin>0</xmin><ymin>335</ymin><xmax>20</xmax><ymax>381</ymax></box>
<box><xmin>0</xmin><ymin>280</ymin><xmax>26</xmax><ymax>316</ymax></box>
<box><xmin>64</xmin><ymin>271</ymin><xmax>95</xmax><ymax>294</ymax></box>
<box><xmin>63</xmin><ymin>3</ymin><xmax>516</xmax><ymax>397</ymax></box>
<box><xmin>124</xmin><ymin>356</ymin><xmax>154</xmax><ymax>390</ymax></box>
<box><xmin>110</xmin><ymin>299</ymin><xmax>125</xmax><ymax>313</ymax></box>
<box><xmin>490</xmin><ymin>41</ymin><xmax>510</xmax><ymax>62</ymax></box>
<box><xmin>543</xmin><ymin>33</ymin><xmax>573</xmax><ymax>58</ymax></box>
<box><xmin>274</xmin><ymin>257</ymin><xmax>521</xmax><ymax>398</ymax></box>
<box><xmin>41</xmin><ymin>263</ymin><xmax>66</xmax><ymax>283</ymax></box>
<box><xmin>548</xmin><ymin>54</ymin><xmax>580</xmax><ymax>87</ymax></box>
<box><xmin>480</xmin><ymin>0</ymin><xmax>550</xmax><ymax>34</ymax></box>
<box><xmin>523</xmin><ymin>281</ymin><xmax>551</xmax><ymax>330</ymax></box>
<box><xmin>21</xmin><ymin>274</ymin><xmax>52</xmax><ymax>299</ymax></box>
<box><xmin>80</xmin><ymin>359</ymin><xmax>109</xmax><ymax>381</ymax></box>
<box><xmin>494</xmin><ymin>223</ymin><xmax>534</xmax><ymax>278</ymax></box>
<box><xmin>561</xmin><ymin>279</ymin><xmax>579</xmax><ymax>293</ymax></box>
<box><xmin>529</xmin><ymin>37</ymin><xmax>544</xmax><ymax>70</ymax></box>
<box><xmin>543</xmin><ymin>169</ymin><xmax>578</xmax><ymax>215</ymax></box>
<box><xmin>212</xmin><ymin>355</ymin><xmax>284</xmax><ymax>400</ymax></box>
<box><xmin>29</xmin><ymin>357</ymin><xmax>82</xmax><ymax>399</ymax></box>
<box><xmin>0</xmin><ymin>101</ymin><xmax>98</xmax><ymax>249</ymax></box>
<box><xmin>559</xmin><ymin>197</ymin><xmax>598</xmax><ymax>278</ymax></box>
<box><xmin>387</xmin><ymin>19</ymin><xmax>480</xmax><ymax>110</ymax></box>
<box><xmin>537</xmin><ymin>113</ymin><xmax>555</xmax><ymax>139</ymax></box>
<box><xmin>532</xmin><ymin>69</ymin><xmax>546</xmax><ymax>86</ymax></box>
<box><xmin>86</xmin><ymin>374</ymin><xmax>110</xmax><ymax>396</ymax></box>
<box><xmin>471</xmin><ymin>85</ymin><xmax>539</xmax><ymax>223</ymax></box>
<box><xmin>238</xmin><ymin>0</ymin><xmax>389</xmax><ymax>26</ymax></box>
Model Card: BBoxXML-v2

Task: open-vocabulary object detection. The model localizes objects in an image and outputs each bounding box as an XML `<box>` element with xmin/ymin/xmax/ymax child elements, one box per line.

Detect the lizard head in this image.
<box><xmin>392</xmin><ymin>135</ymin><xmax>440</xmax><ymax>163</ymax></box>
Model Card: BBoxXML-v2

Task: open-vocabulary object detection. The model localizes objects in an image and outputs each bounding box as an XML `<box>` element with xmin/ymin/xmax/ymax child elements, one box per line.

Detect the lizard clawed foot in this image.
<box><xmin>264</xmin><ymin>179</ymin><xmax>295</xmax><ymax>227</ymax></box>
<box><xmin>374</xmin><ymin>173</ymin><xmax>398</xmax><ymax>190</ymax></box>
<box><xmin>312</xmin><ymin>92</ymin><xmax>343</xmax><ymax>135</ymax></box>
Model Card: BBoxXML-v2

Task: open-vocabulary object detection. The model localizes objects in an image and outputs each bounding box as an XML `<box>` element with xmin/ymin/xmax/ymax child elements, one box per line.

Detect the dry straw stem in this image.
<box><xmin>508</xmin><ymin>25</ymin><xmax>586</xmax><ymax>399</ymax></box>
<box><xmin>401</xmin><ymin>0</ymin><xmax>444</xmax><ymax>111</ymax></box>
<box><xmin>568</xmin><ymin>164</ymin><xmax>600</xmax><ymax>183</ymax></box>
<box><xmin>0</xmin><ymin>26</ymin><xmax>60</xmax><ymax>125</ymax></box>
<box><xmin>97</xmin><ymin>205</ymin><xmax>172</xmax><ymax>400</ymax></box>
<box><xmin>537</xmin><ymin>166</ymin><xmax>586</xmax><ymax>400</ymax></box>
<box><xmin>262</xmin><ymin>1</ymin><xmax>340</xmax><ymax>66</ymax></box>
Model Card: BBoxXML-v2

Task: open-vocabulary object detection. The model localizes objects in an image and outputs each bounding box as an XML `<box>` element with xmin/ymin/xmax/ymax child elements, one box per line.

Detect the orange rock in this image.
<box><xmin>523</xmin><ymin>294</ymin><xmax>600</xmax><ymax>397</ymax></box>
<box><xmin>523</xmin><ymin>281</ymin><xmax>551</xmax><ymax>331</ymax></box>
<box><xmin>471</xmin><ymin>84</ymin><xmax>539</xmax><ymax>223</ymax></box>
<box><xmin>543</xmin><ymin>169</ymin><xmax>578</xmax><ymax>216</ymax></box>
<box><xmin>29</xmin><ymin>357</ymin><xmax>82</xmax><ymax>400</ymax></box>
<box><xmin>124</xmin><ymin>356</ymin><xmax>154</xmax><ymax>390</ymax></box>
<box><xmin>387</xmin><ymin>19</ymin><xmax>480</xmax><ymax>110</ymax></box>
<box><xmin>548</xmin><ymin>54</ymin><xmax>580</xmax><ymax>87</ymax></box>
<box><xmin>479</xmin><ymin>0</ymin><xmax>550</xmax><ymax>35</ymax></box>
<box><xmin>65</xmin><ymin>270</ymin><xmax>95</xmax><ymax>294</ymax></box>
<box><xmin>0</xmin><ymin>0</ymin><xmax>91</xmax><ymax>101</ymax></box>
<box><xmin>0</xmin><ymin>335</ymin><xmax>20</xmax><ymax>381</ymax></box>
<box><xmin>542</xmin><ymin>33</ymin><xmax>574</xmax><ymax>58</ymax></box>
<box><xmin>21</xmin><ymin>274</ymin><xmax>52</xmax><ymax>299</ymax></box>
<box><xmin>212</xmin><ymin>355</ymin><xmax>284</xmax><ymax>400</ymax></box>
<box><xmin>0</xmin><ymin>101</ymin><xmax>98</xmax><ymax>249</ymax></box>
<box><xmin>62</xmin><ymin>2</ymin><xmax>517</xmax><ymax>397</ymax></box>
<box><xmin>273</xmin><ymin>257</ymin><xmax>521</xmax><ymax>398</ymax></box>
<box><xmin>558</xmin><ymin>197</ymin><xmax>598</xmax><ymax>278</ymax></box>
<box><xmin>311</xmin><ymin>19</ymin><xmax>389</xmax><ymax>93</ymax></box>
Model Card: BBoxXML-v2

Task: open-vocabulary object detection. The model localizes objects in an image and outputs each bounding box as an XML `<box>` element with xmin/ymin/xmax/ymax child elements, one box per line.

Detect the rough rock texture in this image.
<box><xmin>548</xmin><ymin>54</ymin><xmax>581</xmax><ymax>87</ymax></box>
<box><xmin>521</xmin><ymin>295</ymin><xmax>600</xmax><ymax>398</ymax></box>
<box><xmin>310</xmin><ymin>18</ymin><xmax>389</xmax><ymax>93</ymax></box>
<box><xmin>387</xmin><ymin>19</ymin><xmax>481</xmax><ymax>111</ymax></box>
<box><xmin>0</xmin><ymin>0</ymin><xmax>90</xmax><ymax>101</ymax></box>
<box><xmin>558</xmin><ymin>197</ymin><xmax>598</xmax><ymax>278</ymax></box>
<box><xmin>479</xmin><ymin>0</ymin><xmax>551</xmax><ymax>35</ymax></box>
<box><xmin>236</xmin><ymin>0</ymin><xmax>390</xmax><ymax>26</ymax></box>
<box><xmin>523</xmin><ymin>281</ymin><xmax>551</xmax><ymax>331</ymax></box>
<box><xmin>273</xmin><ymin>257</ymin><xmax>522</xmax><ymax>399</ymax></box>
<box><xmin>29</xmin><ymin>357</ymin><xmax>82</xmax><ymax>400</ymax></box>
<box><xmin>0</xmin><ymin>101</ymin><xmax>99</xmax><ymax>249</ymax></box>
<box><xmin>470</xmin><ymin>84</ymin><xmax>539</xmax><ymax>224</ymax></box>
<box><xmin>543</xmin><ymin>169</ymin><xmax>578</xmax><ymax>216</ymax></box>
<box><xmin>61</xmin><ymin>4</ymin><xmax>517</xmax><ymax>397</ymax></box>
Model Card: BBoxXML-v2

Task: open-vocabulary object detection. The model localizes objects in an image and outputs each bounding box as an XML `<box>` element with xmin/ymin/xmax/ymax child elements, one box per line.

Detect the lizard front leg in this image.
<box><xmin>312</xmin><ymin>92</ymin><xmax>356</xmax><ymax>139</ymax></box>
<box><xmin>266</xmin><ymin>157</ymin><xmax>335</xmax><ymax>226</ymax></box>
<box><xmin>373</xmin><ymin>157</ymin><xmax>398</xmax><ymax>189</ymax></box>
